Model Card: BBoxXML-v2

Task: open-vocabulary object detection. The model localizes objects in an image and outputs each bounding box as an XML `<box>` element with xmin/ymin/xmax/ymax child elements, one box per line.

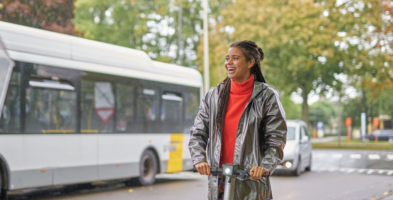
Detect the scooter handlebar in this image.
<box><xmin>192</xmin><ymin>167</ymin><xmax>267</xmax><ymax>179</ymax></box>
<box><xmin>192</xmin><ymin>167</ymin><xmax>223</xmax><ymax>176</ymax></box>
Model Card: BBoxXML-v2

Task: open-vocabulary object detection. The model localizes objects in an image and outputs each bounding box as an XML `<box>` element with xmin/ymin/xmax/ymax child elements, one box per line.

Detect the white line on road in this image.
<box><xmin>388</xmin><ymin>171</ymin><xmax>393</xmax><ymax>176</ymax></box>
<box><xmin>368</xmin><ymin>154</ymin><xmax>381</xmax><ymax>160</ymax></box>
<box><xmin>312</xmin><ymin>154</ymin><xmax>325</xmax><ymax>158</ymax></box>
<box><xmin>358</xmin><ymin>169</ymin><xmax>365</xmax><ymax>173</ymax></box>
<box><xmin>346</xmin><ymin>169</ymin><xmax>355</xmax><ymax>173</ymax></box>
<box><xmin>378</xmin><ymin>170</ymin><xmax>385</xmax><ymax>174</ymax></box>
<box><xmin>387</xmin><ymin>155</ymin><xmax>393</xmax><ymax>160</ymax></box>
<box><xmin>367</xmin><ymin>170</ymin><xmax>374</xmax><ymax>174</ymax></box>
<box><xmin>328</xmin><ymin>168</ymin><xmax>337</xmax><ymax>172</ymax></box>
<box><xmin>332</xmin><ymin>154</ymin><xmax>343</xmax><ymax>159</ymax></box>
<box><xmin>350</xmin><ymin>154</ymin><xmax>361</xmax><ymax>159</ymax></box>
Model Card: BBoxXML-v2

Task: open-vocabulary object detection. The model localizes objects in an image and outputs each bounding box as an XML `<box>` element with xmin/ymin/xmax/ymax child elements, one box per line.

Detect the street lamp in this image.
<box><xmin>203</xmin><ymin>0</ymin><xmax>209</xmax><ymax>94</ymax></box>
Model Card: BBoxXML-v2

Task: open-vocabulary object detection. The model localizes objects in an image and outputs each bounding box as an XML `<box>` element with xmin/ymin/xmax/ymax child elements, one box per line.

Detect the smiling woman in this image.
<box><xmin>189</xmin><ymin>40</ymin><xmax>287</xmax><ymax>200</ymax></box>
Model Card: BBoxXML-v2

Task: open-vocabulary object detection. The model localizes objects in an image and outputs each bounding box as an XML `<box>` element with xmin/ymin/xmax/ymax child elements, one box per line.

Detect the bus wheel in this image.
<box><xmin>138</xmin><ymin>150</ymin><xmax>157</xmax><ymax>186</ymax></box>
<box><xmin>0</xmin><ymin>169</ymin><xmax>7</xmax><ymax>200</ymax></box>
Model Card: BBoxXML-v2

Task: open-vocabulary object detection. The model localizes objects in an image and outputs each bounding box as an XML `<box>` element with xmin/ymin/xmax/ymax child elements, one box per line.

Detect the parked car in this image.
<box><xmin>275</xmin><ymin>120</ymin><xmax>312</xmax><ymax>176</ymax></box>
<box><xmin>365</xmin><ymin>129</ymin><xmax>393</xmax><ymax>142</ymax></box>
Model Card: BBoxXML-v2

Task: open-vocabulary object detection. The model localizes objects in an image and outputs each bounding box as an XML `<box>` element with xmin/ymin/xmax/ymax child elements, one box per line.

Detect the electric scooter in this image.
<box><xmin>192</xmin><ymin>164</ymin><xmax>267</xmax><ymax>200</ymax></box>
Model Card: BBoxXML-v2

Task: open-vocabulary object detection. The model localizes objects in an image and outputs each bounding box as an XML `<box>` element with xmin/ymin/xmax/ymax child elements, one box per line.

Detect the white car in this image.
<box><xmin>275</xmin><ymin>120</ymin><xmax>312</xmax><ymax>176</ymax></box>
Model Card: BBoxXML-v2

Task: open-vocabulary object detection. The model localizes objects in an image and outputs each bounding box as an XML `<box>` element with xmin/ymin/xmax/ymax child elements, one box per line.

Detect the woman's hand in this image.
<box><xmin>249</xmin><ymin>166</ymin><xmax>269</xmax><ymax>179</ymax></box>
<box><xmin>195</xmin><ymin>162</ymin><xmax>211</xmax><ymax>175</ymax></box>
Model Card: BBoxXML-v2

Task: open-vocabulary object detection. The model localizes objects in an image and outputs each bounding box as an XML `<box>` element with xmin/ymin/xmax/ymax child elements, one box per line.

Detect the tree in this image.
<box><xmin>0</xmin><ymin>0</ymin><xmax>75</xmax><ymax>35</ymax></box>
<box><xmin>197</xmin><ymin>0</ymin><xmax>388</xmax><ymax>125</ymax></box>
<box><xmin>199</xmin><ymin>0</ymin><xmax>347</xmax><ymax>124</ymax></box>
<box><xmin>73</xmin><ymin>0</ymin><xmax>203</xmax><ymax>67</ymax></box>
<box><xmin>309</xmin><ymin>99</ymin><xmax>336</xmax><ymax>130</ymax></box>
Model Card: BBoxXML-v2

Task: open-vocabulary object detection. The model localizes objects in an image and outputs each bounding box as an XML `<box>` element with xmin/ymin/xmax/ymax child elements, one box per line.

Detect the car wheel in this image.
<box><xmin>138</xmin><ymin>150</ymin><xmax>157</xmax><ymax>186</ymax></box>
<box><xmin>293</xmin><ymin>157</ymin><xmax>301</xmax><ymax>176</ymax></box>
<box><xmin>305</xmin><ymin>155</ymin><xmax>312</xmax><ymax>172</ymax></box>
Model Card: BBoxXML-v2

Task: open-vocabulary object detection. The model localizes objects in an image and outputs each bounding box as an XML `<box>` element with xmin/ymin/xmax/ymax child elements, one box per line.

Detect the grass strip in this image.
<box><xmin>312</xmin><ymin>142</ymin><xmax>393</xmax><ymax>150</ymax></box>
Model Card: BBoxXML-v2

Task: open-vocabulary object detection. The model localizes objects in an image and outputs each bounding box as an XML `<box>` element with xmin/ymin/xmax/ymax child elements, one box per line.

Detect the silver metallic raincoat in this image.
<box><xmin>189</xmin><ymin>79</ymin><xmax>287</xmax><ymax>200</ymax></box>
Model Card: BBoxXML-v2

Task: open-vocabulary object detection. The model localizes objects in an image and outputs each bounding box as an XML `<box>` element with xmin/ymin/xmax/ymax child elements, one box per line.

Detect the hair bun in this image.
<box><xmin>257</xmin><ymin>47</ymin><xmax>264</xmax><ymax>62</ymax></box>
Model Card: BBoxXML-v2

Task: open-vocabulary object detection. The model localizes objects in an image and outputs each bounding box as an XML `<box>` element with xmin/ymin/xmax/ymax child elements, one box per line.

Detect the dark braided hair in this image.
<box><xmin>214</xmin><ymin>40</ymin><xmax>266</xmax><ymax>134</ymax></box>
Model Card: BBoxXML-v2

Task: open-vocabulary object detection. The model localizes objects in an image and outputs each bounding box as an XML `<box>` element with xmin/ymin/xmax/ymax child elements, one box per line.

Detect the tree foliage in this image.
<box><xmin>198</xmin><ymin>0</ymin><xmax>388</xmax><ymax>125</ymax></box>
<box><xmin>0</xmin><ymin>0</ymin><xmax>75</xmax><ymax>35</ymax></box>
<box><xmin>74</xmin><ymin>0</ymin><xmax>203</xmax><ymax>67</ymax></box>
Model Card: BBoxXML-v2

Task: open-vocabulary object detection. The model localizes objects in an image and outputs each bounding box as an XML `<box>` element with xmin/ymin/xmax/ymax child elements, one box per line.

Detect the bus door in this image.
<box><xmin>161</xmin><ymin>92</ymin><xmax>184</xmax><ymax>173</ymax></box>
<box><xmin>0</xmin><ymin>38</ymin><xmax>14</xmax><ymax>118</ymax></box>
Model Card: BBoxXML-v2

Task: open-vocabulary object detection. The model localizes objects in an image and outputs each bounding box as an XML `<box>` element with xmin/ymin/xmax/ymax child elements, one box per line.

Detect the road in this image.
<box><xmin>8</xmin><ymin>149</ymin><xmax>393</xmax><ymax>200</ymax></box>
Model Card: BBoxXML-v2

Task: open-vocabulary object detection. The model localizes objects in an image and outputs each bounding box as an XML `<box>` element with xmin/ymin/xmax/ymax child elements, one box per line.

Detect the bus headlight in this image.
<box><xmin>284</xmin><ymin>161</ymin><xmax>293</xmax><ymax>168</ymax></box>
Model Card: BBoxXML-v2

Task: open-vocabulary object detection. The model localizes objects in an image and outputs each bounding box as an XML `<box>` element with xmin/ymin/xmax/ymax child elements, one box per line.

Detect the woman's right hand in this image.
<box><xmin>195</xmin><ymin>162</ymin><xmax>211</xmax><ymax>175</ymax></box>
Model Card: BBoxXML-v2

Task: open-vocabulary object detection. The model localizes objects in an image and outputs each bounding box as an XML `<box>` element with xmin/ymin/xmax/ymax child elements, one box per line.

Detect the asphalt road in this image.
<box><xmin>8</xmin><ymin>149</ymin><xmax>393</xmax><ymax>200</ymax></box>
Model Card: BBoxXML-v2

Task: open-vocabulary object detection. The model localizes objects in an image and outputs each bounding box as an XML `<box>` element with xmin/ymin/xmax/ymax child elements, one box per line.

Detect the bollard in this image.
<box><xmin>373</xmin><ymin>117</ymin><xmax>379</xmax><ymax>143</ymax></box>
<box><xmin>345</xmin><ymin>118</ymin><xmax>352</xmax><ymax>142</ymax></box>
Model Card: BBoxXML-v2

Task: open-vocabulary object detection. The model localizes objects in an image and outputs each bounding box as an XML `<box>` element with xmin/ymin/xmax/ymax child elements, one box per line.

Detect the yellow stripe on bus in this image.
<box><xmin>41</xmin><ymin>129</ymin><xmax>74</xmax><ymax>134</ymax></box>
<box><xmin>167</xmin><ymin>134</ymin><xmax>184</xmax><ymax>173</ymax></box>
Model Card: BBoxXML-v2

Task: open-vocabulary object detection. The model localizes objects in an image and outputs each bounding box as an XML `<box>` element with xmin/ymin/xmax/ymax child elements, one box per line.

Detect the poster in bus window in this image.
<box><xmin>0</xmin><ymin>38</ymin><xmax>15</xmax><ymax>119</ymax></box>
<box><xmin>94</xmin><ymin>82</ymin><xmax>115</xmax><ymax>124</ymax></box>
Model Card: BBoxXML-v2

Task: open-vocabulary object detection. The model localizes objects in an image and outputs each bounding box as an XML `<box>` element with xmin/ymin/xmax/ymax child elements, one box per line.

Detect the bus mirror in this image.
<box><xmin>0</xmin><ymin>38</ymin><xmax>15</xmax><ymax>119</ymax></box>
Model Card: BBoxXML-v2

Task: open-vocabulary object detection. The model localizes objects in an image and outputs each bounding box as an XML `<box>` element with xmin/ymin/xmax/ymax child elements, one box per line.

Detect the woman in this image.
<box><xmin>189</xmin><ymin>40</ymin><xmax>287</xmax><ymax>200</ymax></box>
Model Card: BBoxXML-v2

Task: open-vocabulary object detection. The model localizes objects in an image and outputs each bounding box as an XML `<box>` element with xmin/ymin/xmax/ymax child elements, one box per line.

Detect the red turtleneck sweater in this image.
<box><xmin>220</xmin><ymin>74</ymin><xmax>254</xmax><ymax>166</ymax></box>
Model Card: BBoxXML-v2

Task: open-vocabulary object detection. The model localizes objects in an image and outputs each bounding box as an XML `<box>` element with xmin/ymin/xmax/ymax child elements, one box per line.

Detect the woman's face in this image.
<box><xmin>225</xmin><ymin>47</ymin><xmax>254</xmax><ymax>83</ymax></box>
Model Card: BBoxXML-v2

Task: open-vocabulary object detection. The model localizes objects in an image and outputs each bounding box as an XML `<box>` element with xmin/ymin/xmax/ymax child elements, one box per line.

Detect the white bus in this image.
<box><xmin>0</xmin><ymin>21</ymin><xmax>202</xmax><ymax>198</ymax></box>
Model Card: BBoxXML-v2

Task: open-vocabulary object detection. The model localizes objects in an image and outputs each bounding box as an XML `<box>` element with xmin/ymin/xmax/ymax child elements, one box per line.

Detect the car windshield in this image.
<box><xmin>287</xmin><ymin>126</ymin><xmax>296</xmax><ymax>140</ymax></box>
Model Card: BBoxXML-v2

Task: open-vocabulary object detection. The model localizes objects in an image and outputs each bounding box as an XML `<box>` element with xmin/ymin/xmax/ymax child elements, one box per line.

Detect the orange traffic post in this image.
<box><xmin>373</xmin><ymin>117</ymin><xmax>379</xmax><ymax>143</ymax></box>
<box><xmin>345</xmin><ymin>117</ymin><xmax>352</xmax><ymax>142</ymax></box>
<box><xmin>312</xmin><ymin>128</ymin><xmax>317</xmax><ymax>138</ymax></box>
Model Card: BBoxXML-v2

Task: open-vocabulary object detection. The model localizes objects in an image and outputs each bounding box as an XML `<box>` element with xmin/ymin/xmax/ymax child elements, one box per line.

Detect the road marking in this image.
<box><xmin>313</xmin><ymin>154</ymin><xmax>325</xmax><ymax>158</ymax></box>
<box><xmin>346</xmin><ymin>169</ymin><xmax>355</xmax><ymax>173</ymax></box>
<box><xmin>350</xmin><ymin>154</ymin><xmax>361</xmax><ymax>159</ymax></box>
<box><xmin>358</xmin><ymin>169</ymin><xmax>365</xmax><ymax>173</ymax></box>
<box><xmin>368</xmin><ymin>154</ymin><xmax>381</xmax><ymax>160</ymax></box>
<box><xmin>387</xmin><ymin>155</ymin><xmax>393</xmax><ymax>160</ymax></box>
<box><xmin>328</xmin><ymin>168</ymin><xmax>337</xmax><ymax>172</ymax></box>
<box><xmin>332</xmin><ymin>154</ymin><xmax>343</xmax><ymax>159</ymax></box>
<box><xmin>378</xmin><ymin>170</ymin><xmax>385</xmax><ymax>174</ymax></box>
<box><xmin>367</xmin><ymin>170</ymin><xmax>374</xmax><ymax>174</ymax></box>
<box><xmin>319</xmin><ymin>168</ymin><xmax>327</xmax><ymax>171</ymax></box>
<box><xmin>388</xmin><ymin>171</ymin><xmax>393</xmax><ymax>176</ymax></box>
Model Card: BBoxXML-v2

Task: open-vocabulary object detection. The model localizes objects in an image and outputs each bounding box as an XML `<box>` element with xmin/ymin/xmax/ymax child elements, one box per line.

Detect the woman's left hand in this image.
<box><xmin>249</xmin><ymin>166</ymin><xmax>269</xmax><ymax>179</ymax></box>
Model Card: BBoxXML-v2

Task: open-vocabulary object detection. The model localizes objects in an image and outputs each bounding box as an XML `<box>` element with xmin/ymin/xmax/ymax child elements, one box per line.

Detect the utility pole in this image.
<box><xmin>203</xmin><ymin>0</ymin><xmax>209</xmax><ymax>94</ymax></box>
<box><xmin>177</xmin><ymin>0</ymin><xmax>182</xmax><ymax>65</ymax></box>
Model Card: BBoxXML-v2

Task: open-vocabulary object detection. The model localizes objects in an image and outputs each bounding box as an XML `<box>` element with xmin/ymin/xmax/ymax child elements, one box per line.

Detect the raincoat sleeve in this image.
<box><xmin>260</xmin><ymin>90</ymin><xmax>287</xmax><ymax>174</ymax></box>
<box><xmin>188</xmin><ymin>90</ymin><xmax>211</xmax><ymax>165</ymax></box>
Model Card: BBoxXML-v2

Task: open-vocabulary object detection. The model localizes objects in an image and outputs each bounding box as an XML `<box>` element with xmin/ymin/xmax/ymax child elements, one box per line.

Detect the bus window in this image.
<box><xmin>81</xmin><ymin>80</ymin><xmax>115</xmax><ymax>133</ymax></box>
<box><xmin>161</xmin><ymin>92</ymin><xmax>183</xmax><ymax>133</ymax></box>
<box><xmin>115</xmin><ymin>84</ymin><xmax>135</xmax><ymax>132</ymax></box>
<box><xmin>135</xmin><ymin>87</ymin><xmax>159</xmax><ymax>133</ymax></box>
<box><xmin>23</xmin><ymin>63</ymin><xmax>80</xmax><ymax>134</ymax></box>
<box><xmin>25</xmin><ymin>79</ymin><xmax>77</xmax><ymax>134</ymax></box>
<box><xmin>0</xmin><ymin>70</ymin><xmax>21</xmax><ymax>134</ymax></box>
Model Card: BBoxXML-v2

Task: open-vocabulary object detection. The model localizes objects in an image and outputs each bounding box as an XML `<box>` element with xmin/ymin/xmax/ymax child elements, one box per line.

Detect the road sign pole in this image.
<box><xmin>361</xmin><ymin>113</ymin><xmax>366</xmax><ymax>140</ymax></box>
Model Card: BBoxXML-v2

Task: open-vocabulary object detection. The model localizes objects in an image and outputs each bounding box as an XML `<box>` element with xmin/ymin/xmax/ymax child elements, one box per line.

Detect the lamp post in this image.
<box><xmin>203</xmin><ymin>0</ymin><xmax>209</xmax><ymax>94</ymax></box>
